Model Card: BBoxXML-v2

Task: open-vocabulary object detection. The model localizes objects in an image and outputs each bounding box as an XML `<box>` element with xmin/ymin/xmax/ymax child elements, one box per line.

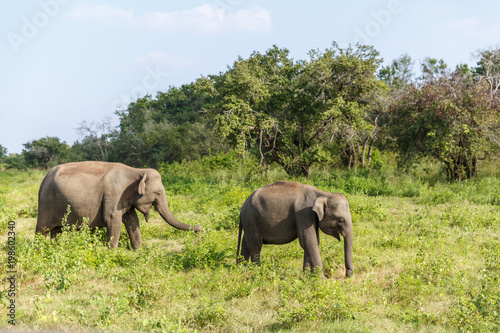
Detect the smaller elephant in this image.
<box><xmin>237</xmin><ymin>181</ymin><xmax>353</xmax><ymax>277</ymax></box>
<box><xmin>36</xmin><ymin>161</ymin><xmax>201</xmax><ymax>249</ymax></box>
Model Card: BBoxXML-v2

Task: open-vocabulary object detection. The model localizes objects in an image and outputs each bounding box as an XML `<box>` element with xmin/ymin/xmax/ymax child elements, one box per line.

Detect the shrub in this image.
<box><xmin>191</xmin><ymin>301</ymin><xmax>228</xmax><ymax>328</ymax></box>
<box><xmin>168</xmin><ymin>231</ymin><xmax>231</xmax><ymax>270</ymax></box>
<box><xmin>20</xmin><ymin>216</ymin><xmax>114</xmax><ymax>292</ymax></box>
<box><xmin>276</xmin><ymin>276</ymin><xmax>354</xmax><ymax>325</ymax></box>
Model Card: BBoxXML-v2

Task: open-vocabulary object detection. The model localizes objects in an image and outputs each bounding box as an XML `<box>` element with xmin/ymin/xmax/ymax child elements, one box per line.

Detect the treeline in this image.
<box><xmin>1</xmin><ymin>43</ymin><xmax>499</xmax><ymax>181</ymax></box>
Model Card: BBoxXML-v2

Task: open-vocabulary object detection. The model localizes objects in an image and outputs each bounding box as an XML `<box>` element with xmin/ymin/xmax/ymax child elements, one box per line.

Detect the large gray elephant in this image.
<box><xmin>237</xmin><ymin>181</ymin><xmax>353</xmax><ymax>277</ymax></box>
<box><xmin>36</xmin><ymin>161</ymin><xmax>201</xmax><ymax>249</ymax></box>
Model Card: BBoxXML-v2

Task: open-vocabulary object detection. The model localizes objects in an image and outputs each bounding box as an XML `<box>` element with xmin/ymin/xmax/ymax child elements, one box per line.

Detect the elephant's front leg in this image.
<box><xmin>303</xmin><ymin>228</ymin><xmax>320</xmax><ymax>269</ymax></box>
<box><xmin>123</xmin><ymin>209</ymin><xmax>142</xmax><ymax>250</ymax></box>
<box><xmin>298</xmin><ymin>225</ymin><xmax>324</xmax><ymax>276</ymax></box>
<box><xmin>105</xmin><ymin>210</ymin><xmax>123</xmax><ymax>249</ymax></box>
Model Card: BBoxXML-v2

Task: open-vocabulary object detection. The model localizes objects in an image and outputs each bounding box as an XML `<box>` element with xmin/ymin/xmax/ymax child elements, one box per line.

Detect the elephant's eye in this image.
<box><xmin>339</xmin><ymin>218</ymin><xmax>345</xmax><ymax>224</ymax></box>
<box><xmin>155</xmin><ymin>191</ymin><xmax>161</xmax><ymax>196</ymax></box>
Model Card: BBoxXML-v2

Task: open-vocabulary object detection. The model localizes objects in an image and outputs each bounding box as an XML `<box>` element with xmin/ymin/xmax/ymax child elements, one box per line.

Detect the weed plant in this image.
<box><xmin>1</xmin><ymin>155</ymin><xmax>500</xmax><ymax>332</ymax></box>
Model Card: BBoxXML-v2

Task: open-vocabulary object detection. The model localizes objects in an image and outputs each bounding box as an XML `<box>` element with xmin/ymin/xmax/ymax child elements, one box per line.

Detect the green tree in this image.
<box><xmin>391</xmin><ymin>70</ymin><xmax>500</xmax><ymax>181</ymax></box>
<box><xmin>76</xmin><ymin>117</ymin><xmax>115</xmax><ymax>161</ymax></box>
<box><xmin>200</xmin><ymin>45</ymin><xmax>299</xmax><ymax>167</ymax></box>
<box><xmin>0</xmin><ymin>144</ymin><xmax>7</xmax><ymax>162</ymax></box>
<box><xmin>4</xmin><ymin>154</ymin><xmax>26</xmax><ymax>170</ymax></box>
<box><xmin>113</xmin><ymin>84</ymin><xmax>222</xmax><ymax>168</ymax></box>
<box><xmin>22</xmin><ymin>136</ymin><xmax>72</xmax><ymax>169</ymax></box>
<box><xmin>420</xmin><ymin>57</ymin><xmax>448</xmax><ymax>80</ymax></box>
<box><xmin>202</xmin><ymin>43</ymin><xmax>383</xmax><ymax>176</ymax></box>
<box><xmin>378</xmin><ymin>54</ymin><xmax>414</xmax><ymax>87</ymax></box>
<box><xmin>292</xmin><ymin>44</ymin><xmax>383</xmax><ymax>171</ymax></box>
<box><xmin>474</xmin><ymin>46</ymin><xmax>500</xmax><ymax>99</ymax></box>
<box><xmin>373</xmin><ymin>54</ymin><xmax>417</xmax><ymax>166</ymax></box>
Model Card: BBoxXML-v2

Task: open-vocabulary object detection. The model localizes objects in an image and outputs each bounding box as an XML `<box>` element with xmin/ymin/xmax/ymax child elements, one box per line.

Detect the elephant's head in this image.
<box><xmin>133</xmin><ymin>169</ymin><xmax>202</xmax><ymax>232</ymax></box>
<box><xmin>313</xmin><ymin>195</ymin><xmax>353</xmax><ymax>277</ymax></box>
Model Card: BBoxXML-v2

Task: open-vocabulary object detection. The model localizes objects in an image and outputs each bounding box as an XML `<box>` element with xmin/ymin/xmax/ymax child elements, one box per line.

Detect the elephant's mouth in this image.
<box><xmin>321</xmin><ymin>226</ymin><xmax>341</xmax><ymax>241</ymax></box>
<box><xmin>135</xmin><ymin>205</ymin><xmax>151</xmax><ymax>222</ymax></box>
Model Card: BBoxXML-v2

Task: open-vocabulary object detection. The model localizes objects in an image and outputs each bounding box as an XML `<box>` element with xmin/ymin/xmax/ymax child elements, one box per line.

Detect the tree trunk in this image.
<box><xmin>445</xmin><ymin>162</ymin><xmax>453</xmax><ymax>182</ymax></box>
<box><xmin>284</xmin><ymin>162</ymin><xmax>310</xmax><ymax>178</ymax></box>
<box><xmin>367</xmin><ymin>139</ymin><xmax>374</xmax><ymax>164</ymax></box>
<box><xmin>259</xmin><ymin>130</ymin><xmax>264</xmax><ymax>166</ymax></box>
<box><xmin>360</xmin><ymin>138</ymin><xmax>369</xmax><ymax>168</ymax></box>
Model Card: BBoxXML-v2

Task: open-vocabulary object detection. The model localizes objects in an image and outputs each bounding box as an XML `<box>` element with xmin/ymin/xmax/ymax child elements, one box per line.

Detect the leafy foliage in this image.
<box><xmin>390</xmin><ymin>70</ymin><xmax>500</xmax><ymax>181</ymax></box>
<box><xmin>112</xmin><ymin>84</ymin><xmax>223</xmax><ymax>168</ymax></box>
<box><xmin>378</xmin><ymin>54</ymin><xmax>414</xmax><ymax>87</ymax></box>
<box><xmin>0</xmin><ymin>144</ymin><xmax>7</xmax><ymax>161</ymax></box>
<box><xmin>21</xmin><ymin>136</ymin><xmax>72</xmax><ymax>169</ymax></box>
<box><xmin>474</xmin><ymin>46</ymin><xmax>500</xmax><ymax>99</ymax></box>
<box><xmin>200</xmin><ymin>43</ymin><xmax>383</xmax><ymax>176</ymax></box>
<box><xmin>74</xmin><ymin>117</ymin><xmax>115</xmax><ymax>161</ymax></box>
<box><xmin>2</xmin><ymin>44</ymin><xmax>499</xmax><ymax>182</ymax></box>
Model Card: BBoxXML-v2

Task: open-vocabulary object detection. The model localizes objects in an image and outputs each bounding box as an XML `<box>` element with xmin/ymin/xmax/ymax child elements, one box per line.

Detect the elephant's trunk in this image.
<box><xmin>344</xmin><ymin>231</ymin><xmax>353</xmax><ymax>277</ymax></box>
<box><xmin>155</xmin><ymin>199</ymin><xmax>201</xmax><ymax>232</ymax></box>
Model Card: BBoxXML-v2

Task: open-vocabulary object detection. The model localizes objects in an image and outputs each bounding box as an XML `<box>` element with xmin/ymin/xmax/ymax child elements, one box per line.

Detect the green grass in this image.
<box><xmin>1</xmin><ymin>157</ymin><xmax>500</xmax><ymax>332</ymax></box>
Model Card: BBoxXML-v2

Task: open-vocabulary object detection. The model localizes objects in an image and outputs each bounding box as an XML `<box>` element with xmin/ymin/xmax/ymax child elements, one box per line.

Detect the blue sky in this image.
<box><xmin>1</xmin><ymin>0</ymin><xmax>499</xmax><ymax>154</ymax></box>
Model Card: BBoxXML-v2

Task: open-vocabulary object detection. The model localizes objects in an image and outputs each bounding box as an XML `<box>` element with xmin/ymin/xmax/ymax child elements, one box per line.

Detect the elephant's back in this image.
<box><xmin>38</xmin><ymin>163</ymin><xmax>107</xmax><ymax>226</ymax></box>
<box><xmin>240</xmin><ymin>182</ymin><xmax>300</xmax><ymax>244</ymax></box>
<box><xmin>242</xmin><ymin>181</ymin><xmax>301</xmax><ymax>221</ymax></box>
<box><xmin>39</xmin><ymin>162</ymin><xmax>111</xmax><ymax>205</ymax></box>
<box><xmin>253</xmin><ymin>180</ymin><xmax>303</xmax><ymax>203</ymax></box>
<box><xmin>51</xmin><ymin>162</ymin><xmax>121</xmax><ymax>188</ymax></box>
<box><xmin>259</xmin><ymin>180</ymin><xmax>302</xmax><ymax>192</ymax></box>
<box><xmin>55</xmin><ymin>161</ymin><xmax>118</xmax><ymax>178</ymax></box>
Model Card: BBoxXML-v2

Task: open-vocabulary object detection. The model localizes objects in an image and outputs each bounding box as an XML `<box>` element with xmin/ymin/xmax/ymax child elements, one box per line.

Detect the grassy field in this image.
<box><xmin>1</xmin><ymin>156</ymin><xmax>500</xmax><ymax>332</ymax></box>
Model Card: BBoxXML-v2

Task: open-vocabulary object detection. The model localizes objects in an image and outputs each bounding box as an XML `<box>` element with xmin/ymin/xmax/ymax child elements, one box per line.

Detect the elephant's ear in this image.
<box><xmin>138</xmin><ymin>173</ymin><xmax>147</xmax><ymax>195</ymax></box>
<box><xmin>312</xmin><ymin>196</ymin><xmax>328</xmax><ymax>221</ymax></box>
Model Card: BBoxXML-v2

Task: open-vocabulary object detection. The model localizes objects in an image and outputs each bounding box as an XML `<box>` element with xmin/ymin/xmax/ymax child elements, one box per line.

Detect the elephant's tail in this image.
<box><xmin>236</xmin><ymin>215</ymin><xmax>243</xmax><ymax>263</ymax></box>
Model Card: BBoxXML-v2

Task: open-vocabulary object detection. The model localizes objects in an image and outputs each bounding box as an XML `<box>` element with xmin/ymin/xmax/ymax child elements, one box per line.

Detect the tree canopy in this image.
<box><xmin>2</xmin><ymin>43</ymin><xmax>499</xmax><ymax>181</ymax></box>
<box><xmin>200</xmin><ymin>43</ymin><xmax>383</xmax><ymax>176</ymax></box>
<box><xmin>21</xmin><ymin>136</ymin><xmax>72</xmax><ymax>169</ymax></box>
<box><xmin>390</xmin><ymin>69</ymin><xmax>500</xmax><ymax>180</ymax></box>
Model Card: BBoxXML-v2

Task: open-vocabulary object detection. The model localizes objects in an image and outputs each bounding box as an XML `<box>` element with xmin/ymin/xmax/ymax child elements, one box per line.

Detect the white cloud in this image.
<box><xmin>134</xmin><ymin>51</ymin><xmax>199</xmax><ymax>68</ymax></box>
<box><xmin>66</xmin><ymin>3</ymin><xmax>271</xmax><ymax>34</ymax></box>
<box><xmin>139</xmin><ymin>4</ymin><xmax>226</xmax><ymax>33</ymax></box>
<box><xmin>67</xmin><ymin>4</ymin><xmax>134</xmax><ymax>26</ymax></box>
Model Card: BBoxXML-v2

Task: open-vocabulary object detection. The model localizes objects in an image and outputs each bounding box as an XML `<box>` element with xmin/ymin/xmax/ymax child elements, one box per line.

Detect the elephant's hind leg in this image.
<box><xmin>240</xmin><ymin>236</ymin><xmax>250</xmax><ymax>262</ymax></box>
<box><xmin>241</xmin><ymin>234</ymin><xmax>262</xmax><ymax>265</ymax></box>
<box><xmin>50</xmin><ymin>226</ymin><xmax>62</xmax><ymax>239</ymax></box>
<box><xmin>35</xmin><ymin>221</ymin><xmax>50</xmax><ymax>236</ymax></box>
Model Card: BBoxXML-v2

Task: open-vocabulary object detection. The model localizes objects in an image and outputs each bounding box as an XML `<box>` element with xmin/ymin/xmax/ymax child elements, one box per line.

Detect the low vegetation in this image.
<box><xmin>1</xmin><ymin>154</ymin><xmax>500</xmax><ymax>332</ymax></box>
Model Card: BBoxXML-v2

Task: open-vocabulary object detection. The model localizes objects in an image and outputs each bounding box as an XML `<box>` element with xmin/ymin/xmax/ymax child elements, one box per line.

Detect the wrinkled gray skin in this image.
<box><xmin>237</xmin><ymin>181</ymin><xmax>353</xmax><ymax>278</ymax></box>
<box><xmin>36</xmin><ymin>161</ymin><xmax>201</xmax><ymax>249</ymax></box>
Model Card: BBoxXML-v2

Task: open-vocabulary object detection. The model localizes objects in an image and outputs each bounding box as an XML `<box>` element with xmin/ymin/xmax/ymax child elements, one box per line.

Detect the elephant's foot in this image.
<box><xmin>50</xmin><ymin>226</ymin><xmax>62</xmax><ymax>239</ymax></box>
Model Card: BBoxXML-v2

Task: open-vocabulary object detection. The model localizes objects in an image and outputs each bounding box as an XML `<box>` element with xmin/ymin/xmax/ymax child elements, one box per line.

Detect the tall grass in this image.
<box><xmin>1</xmin><ymin>156</ymin><xmax>499</xmax><ymax>332</ymax></box>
